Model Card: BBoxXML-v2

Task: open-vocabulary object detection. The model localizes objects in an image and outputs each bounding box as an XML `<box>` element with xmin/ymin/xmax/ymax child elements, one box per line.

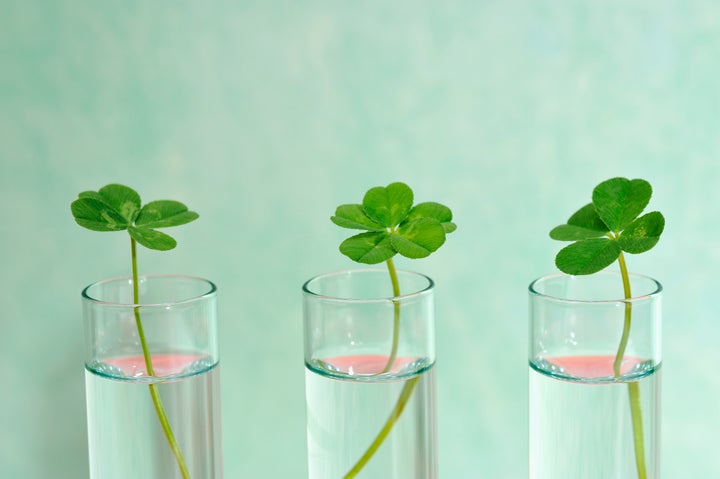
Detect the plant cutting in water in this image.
<box><xmin>549</xmin><ymin>177</ymin><xmax>664</xmax><ymax>479</ymax></box>
<box><xmin>331</xmin><ymin>181</ymin><xmax>456</xmax><ymax>478</ymax></box>
<box><xmin>71</xmin><ymin>184</ymin><xmax>199</xmax><ymax>479</ymax></box>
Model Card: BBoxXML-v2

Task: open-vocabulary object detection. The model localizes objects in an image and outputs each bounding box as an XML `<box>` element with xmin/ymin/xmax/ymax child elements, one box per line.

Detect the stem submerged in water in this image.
<box><xmin>344</xmin><ymin>259</ymin><xmax>420</xmax><ymax>478</ymax></box>
<box><xmin>344</xmin><ymin>377</ymin><xmax>421</xmax><ymax>479</ymax></box>
<box><xmin>131</xmin><ymin>238</ymin><xmax>190</xmax><ymax>479</ymax></box>
<box><xmin>615</xmin><ymin>251</ymin><xmax>648</xmax><ymax>479</ymax></box>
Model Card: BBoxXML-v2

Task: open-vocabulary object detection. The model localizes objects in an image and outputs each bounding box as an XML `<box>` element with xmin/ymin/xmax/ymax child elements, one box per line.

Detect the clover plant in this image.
<box><xmin>331</xmin><ymin>181</ymin><xmax>456</xmax><ymax>478</ymax></box>
<box><xmin>72</xmin><ymin>184</ymin><xmax>199</xmax><ymax>479</ymax></box>
<box><xmin>550</xmin><ymin>177</ymin><xmax>664</xmax><ymax>479</ymax></box>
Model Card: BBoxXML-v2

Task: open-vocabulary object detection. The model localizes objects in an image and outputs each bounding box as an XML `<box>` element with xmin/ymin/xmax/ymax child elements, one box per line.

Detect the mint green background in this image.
<box><xmin>1</xmin><ymin>1</ymin><xmax>719</xmax><ymax>477</ymax></box>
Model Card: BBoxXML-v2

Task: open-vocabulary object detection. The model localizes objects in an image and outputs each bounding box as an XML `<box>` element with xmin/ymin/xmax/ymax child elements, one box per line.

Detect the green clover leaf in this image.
<box><xmin>550</xmin><ymin>177</ymin><xmax>664</xmax><ymax>275</ymax></box>
<box><xmin>96</xmin><ymin>184</ymin><xmax>141</xmax><ymax>223</ymax></box>
<box><xmin>332</xmin><ymin>182</ymin><xmax>456</xmax><ymax>264</ymax></box>
<box><xmin>331</xmin><ymin>204</ymin><xmax>385</xmax><ymax>231</ymax></box>
<box><xmin>392</xmin><ymin>217</ymin><xmax>446</xmax><ymax>259</ymax></box>
<box><xmin>406</xmin><ymin>202</ymin><xmax>457</xmax><ymax>234</ymax></box>
<box><xmin>592</xmin><ymin>177</ymin><xmax>652</xmax><ymax>232</ymax></box>
<box><xmin>339</xmin><ymin>231</ymin><xmax>396</xmax><ymax>264</ymax></box>
<box><xmin>71</xmin><ymin>184</ymin><xmax>198</xmax><ymax>251</ymax></box>
<box><xmin>549</xmin><ymin>202</ymin><xmax>611</xmax><ymax>241</ymax></box>
<box><xmin>71</xmin><ymin>196</ymin><xmax>129</xmax><ymax>232</ymax></box>
<box><xmin>135</xmin><ymin>200</ymin><xmax>199</xmax><ymax>229</ymax></box>
<box><xmin>617</xmin><ymin>211</ymin><xmax>665</xmax><ymax>254</ymax></box>
<box><xmin>363</xmin><ymin>182</ymin><xmax>414</xmax><ymax>228</ymax></box>
<box><xmin>555</xmin><ymin>238</ymin><xmax>622</xmax><ymax>275</ymax></box>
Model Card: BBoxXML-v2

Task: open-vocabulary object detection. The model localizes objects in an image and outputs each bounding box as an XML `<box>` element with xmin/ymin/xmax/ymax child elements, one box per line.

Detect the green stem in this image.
<box><xmin>343</xmin><ymin>376</ymin><xmax>420</xmax><ymax>479</ymax></box>
<box><xmin>615</xmin><ymin>251</ymin><xmax>648</xmax><ymax>479</ymax></box>
<box><xmin>131</xmin><ymin>238</ymin><xmax>190</xmax><ymax>479</ymax></box>
<box><xmin>381</xmin><ymin>258</ymin><xmax>401</xmax><ymax>374</ymax></box>
<box><xmin>344</xmin><ymin>257</ymin><xmax>419</xmax><ymax>478</ymax></box>
<box><xmin>628</xmin><ymin>381</ymin><xmax>647</xmax><ymax>479</ymax></box>
<box><xmin>613</xmin><ymin>252</ymin><xmax>633</xmax><ymax>377</ymax></box>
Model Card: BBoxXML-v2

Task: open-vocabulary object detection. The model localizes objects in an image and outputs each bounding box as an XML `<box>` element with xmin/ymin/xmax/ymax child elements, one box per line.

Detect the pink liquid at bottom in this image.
<box><xmin>319</xmin><ymin>354</ymin><xmax>422</xmax><ymax>376</ymax></box>
<box><xmin>546</xmin><ymin>354</ymin><xmax>646</xmax><ymax>379</ymax></box>
<box><xmin>104</xmin><ymin>353</ymin><xmax>205</xmax><ymax>379</ymax></box>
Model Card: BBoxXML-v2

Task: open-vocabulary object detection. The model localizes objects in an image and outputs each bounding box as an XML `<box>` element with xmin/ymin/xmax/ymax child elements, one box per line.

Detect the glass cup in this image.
<box><xmin>82</xmin><ymin>275</ymin><xmax>222</xmax><ymax>479</ymax></box>
<box><xmin>303</xmin><ymin>268</ymin><xmax>437</xmax><ymax>479</ymax></box>
<box><xmin>528</xmin><ymin>271</ymin><xmax>662</xmax><ymax>479</ymax></box>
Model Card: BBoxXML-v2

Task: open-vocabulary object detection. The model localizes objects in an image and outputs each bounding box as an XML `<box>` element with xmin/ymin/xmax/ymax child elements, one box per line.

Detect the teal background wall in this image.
<box><xmin>1</xmin><ymin>1</ymin><xmax>719</xmax><ymax>477</ymax></box>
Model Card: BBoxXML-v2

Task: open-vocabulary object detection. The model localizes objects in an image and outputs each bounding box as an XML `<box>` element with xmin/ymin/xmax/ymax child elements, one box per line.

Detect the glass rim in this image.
<box><xmin>302</xmin><ymin>267</ymin><xmax>435</xmax><ymax>303</ymax></box>
<box><xmin>82</xmin><ymin>274</ymin><xmax>217</xmax><ymax>307</ymax></box>
<box><xmin>528</xmin><ymin>270</ymin><xmax>662</xmax><ymax>304</ymax></box>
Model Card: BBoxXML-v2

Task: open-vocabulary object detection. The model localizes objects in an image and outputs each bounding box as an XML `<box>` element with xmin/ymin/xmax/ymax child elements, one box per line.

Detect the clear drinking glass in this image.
<box><xmin>303</xmin><ymin>268</ymin><xmax>437</xmax><ymax>479</ymax></box>
<box><xmin>82</xmin><ymin>275</ymin><xmax>222</xmax><ymax>479</ymax></box>
<box><xmin>528</xmin><ymin>271</ymin><xmax>662</xmax><ymax>479</ymax></box>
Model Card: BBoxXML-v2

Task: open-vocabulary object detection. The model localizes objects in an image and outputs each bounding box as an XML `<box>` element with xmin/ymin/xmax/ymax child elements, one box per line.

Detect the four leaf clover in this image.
<box><xmin>550</xmin><ymin>177</ymin><xmax>665</xmax><ymax>275</ymax></box>
<box><xmin>331</xmin><ymin>182</ymin><xmax>457</xmax><ymax>264</ymax></box>
<box><xmin>71</xmin><ymin>184</ymin><xmax>199</xmax><ymax>251</ymax></box>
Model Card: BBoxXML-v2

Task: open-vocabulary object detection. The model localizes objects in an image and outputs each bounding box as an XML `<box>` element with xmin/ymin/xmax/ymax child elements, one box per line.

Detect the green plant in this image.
<box><xmin>331</xmin><ymin>181</ymin><xmax>456</xmax><ymax>478</ymax></box>
<box><xmin>71</xmin><ymin>184</ymin><xmax>199</xmax><ymax>479</ymax></box>
<box><xmin>549</xmin><ymin>177</ymin><xmax>664</xmax><ymax>479</ymax></box>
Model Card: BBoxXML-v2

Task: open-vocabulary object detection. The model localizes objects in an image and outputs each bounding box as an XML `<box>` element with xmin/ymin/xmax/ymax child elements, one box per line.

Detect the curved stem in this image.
<box><xmin>344</xmin><ymin>257</ymin><xmax>423</xmax><ymax>478</ymax></box>
<box><xmin>344</xmin><ymin>376</ymin><xmax>420</xmax><ymax>479</ymax></box>
<box><xmin>615</xmin><ymin>251</ymin><xmax>648</xmax><ymax>479</ymax></box>
<box><xmin>381</xmin><ymin>258</ymin><xmax>401</xmax><ymax>373</ymax></box>
<box><xmin>131</xmin><ymin>238</ymin><xmax>190</xmax><ymax>479</ymax></box>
